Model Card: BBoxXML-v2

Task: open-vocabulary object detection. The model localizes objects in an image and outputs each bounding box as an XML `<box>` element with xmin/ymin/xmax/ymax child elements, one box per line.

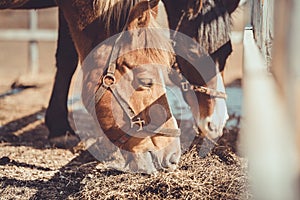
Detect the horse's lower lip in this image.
<box><xmin>159</xmin><ymin>165</ymin><xmax>177</xmax><ymax>172</ymax></box>
<box><xmin>206</xmin><ymin>129</ymin><xmax>222</xmax><ymax>139</ymax></box>
<box><xmin>148</xmin><ymin>150</ymin><xmax>179</xmax><ymax>172</ymax></box>
<box><xmin>162</xmin><ymin>163</ymin><xmax>177</xmax><ymax>171</ymax></box>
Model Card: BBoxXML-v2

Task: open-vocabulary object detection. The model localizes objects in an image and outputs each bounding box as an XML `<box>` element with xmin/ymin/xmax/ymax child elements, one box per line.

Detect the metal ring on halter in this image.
<box><xmin>102</xmin><ymin>73</ymin><xmax>116</xmax><ymax>88</ymax></box>
<box><xmin>130</xmin><ymin>117</ymin><xmax>145</xmax><ymax>132</ymax></box>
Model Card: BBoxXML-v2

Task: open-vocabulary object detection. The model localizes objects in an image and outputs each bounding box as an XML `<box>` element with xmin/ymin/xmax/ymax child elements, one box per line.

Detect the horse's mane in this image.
<box><xmin>96</xmin><ymin>0</ymin><xmax>143</xmax><ymax>34</ymax></box>
<box><xmin>196</xmin><ymin>0</ymin><xmax>232</xmax><ymax>54</ymax></box>
<box><xmin>74</xmin><ymin>0</ymin><xmax>142</xmax><ymax>33</ymax></box>
<box><xmin>74</xmin><ymin>0</ymin><xmax>174</xmax><ymax>66</ymax></box>
<box><xmin>104</xmin><ymin>0</ymin><xmax>175</xmax><ymax>67</ymax></box>
<box><xmin>128</xmin><ymin>28</ymin><xmax>175</xmax><ymax>67</ymax></box>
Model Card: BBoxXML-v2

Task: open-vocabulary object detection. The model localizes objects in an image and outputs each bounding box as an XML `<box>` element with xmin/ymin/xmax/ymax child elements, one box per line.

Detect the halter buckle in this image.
<box><xmin>198</xmin><ymin>86</ymin><xmax>208</xmax><ymax>94</ymax></box>
<box><xmin>131</xmin><ymin>117</ymin><xmax>145</xmax><ymax>132</ymax></box>
<box><xmin>181</xmin><ymin>81</ymin><xmax>190</xmax><ymax>92</ymax></box>
<box><xmin>102</xmin><ymin>73</ymin><xmax>116</xmax><ymax>88</ymax></box>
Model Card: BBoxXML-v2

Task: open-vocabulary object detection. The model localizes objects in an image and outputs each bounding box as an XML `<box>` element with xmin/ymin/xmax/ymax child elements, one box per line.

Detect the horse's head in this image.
<box><xmin>81</xmin><ymin>0</ymin><xmax>180</xmax><ymax>173</ymax></box>
<box><xmin>162</xmin><ymin>0</ymin><xmax>229</xmax><ymax>140</ymax></box>
<box><xmin>172</xmin><ymin>34</ymin><xmax>228</xmax><ymax>140</ymax></box>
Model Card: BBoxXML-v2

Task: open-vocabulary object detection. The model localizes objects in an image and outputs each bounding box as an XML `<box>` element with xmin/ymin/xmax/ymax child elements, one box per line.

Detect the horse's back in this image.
<box><xmin>0</xmin><ymin>0</ymin><xmax>56</xmax><ymax>9</ymax></box>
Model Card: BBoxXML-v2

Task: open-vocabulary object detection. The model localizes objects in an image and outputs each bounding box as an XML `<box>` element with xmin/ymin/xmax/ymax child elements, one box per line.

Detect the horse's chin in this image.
<box><xmin>121</xmin><ymin>147</ymin><xmax>180</xmax><ymax>174</ymax></box>
<box><xmin>198</xmin><ymin>91</ymin><xmax>229</xmax><ymax>139</ymax></box>
<box><xmin>109</xmin><ymin>131</ymin><xmax>181</xmax><ymax>174</ymax></box>
<box><xmin>204</xmin><ymin>128</ymin><xmax>223</xmax><ymax>139</ymax></box>
<box><xmin>122</xmin><ymin>151</ymin><xmax>158</xmax><ymax>174</ymax></box>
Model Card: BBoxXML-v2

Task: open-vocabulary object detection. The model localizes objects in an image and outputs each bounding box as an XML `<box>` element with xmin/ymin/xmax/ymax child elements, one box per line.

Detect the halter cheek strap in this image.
<box><xmin>170</xmin><ymin>7</ymin><xmax>227</xmax><ymax>99</ymax></box>
<box><xmin>181</xmin><ymin>79</ymin><xmax>227</xmax><ymax>99</ymax></box>
<box><xmin>169</xmin><ymin>66</ymin><xmax>227</xmax><ymax>99</ymax></box>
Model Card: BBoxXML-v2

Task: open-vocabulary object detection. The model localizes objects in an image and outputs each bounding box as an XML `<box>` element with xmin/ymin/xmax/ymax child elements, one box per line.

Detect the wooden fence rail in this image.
<box><xmin>0</xmin><ymin>10</ymin><xmax>57</xmax><ymax>74</ymax></box>
<box><xmin>242</xmin><ymin>0</ymin><xmax>300</xmax><ymax>199</ymax></box>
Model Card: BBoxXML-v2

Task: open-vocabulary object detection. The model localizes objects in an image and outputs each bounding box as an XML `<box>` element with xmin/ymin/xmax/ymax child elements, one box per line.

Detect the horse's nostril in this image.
<box><xmin>169</xmin><ymin>152</ymin><xmax>180</xmax><ymax>165</ymax></box>
<box><xmin>162</xmin><ymin>161</ymin><xmax>177</xmax><ymax>171</ymax></box>
<box><xmin>157</xmin><ymin>152</ymin><xmax>179</xmax><ymax>171</ymax></box>
<box><xmin>207</xmin><ymin>122</ymin><xmax>216</xmax><ymax>132</ymax></box>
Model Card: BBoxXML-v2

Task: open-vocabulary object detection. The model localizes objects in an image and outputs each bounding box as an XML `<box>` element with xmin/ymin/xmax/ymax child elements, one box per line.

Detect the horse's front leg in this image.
<box><xmin>45</xmin><ymin>9</ymin><xmax>79</xmax><ymax>148</ymax></box>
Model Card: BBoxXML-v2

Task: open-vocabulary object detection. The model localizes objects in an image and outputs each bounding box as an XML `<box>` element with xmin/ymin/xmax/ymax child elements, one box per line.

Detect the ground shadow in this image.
<box><xmin>0</xmin><ymin>156</ymin><xmax>52</xmax><ymax>171</ymax></box>
<box><xmin>0</xmin><ymin>108</ymin><xmax>121</xmax><ymax>199</ymax></box>
<box><xmin>0</xmin><ymin>108</ymin><xmax>51</xmax><ymax>149</ymax></box>
<box><xmin>0</xmin><ymin>150</ymin><xmax>100</xmax><ymax>199</ymax></box>
<box><xmin>30</xmin><ymin>150</ymin><xmax>99</xmax><ymax>199</ymax></box>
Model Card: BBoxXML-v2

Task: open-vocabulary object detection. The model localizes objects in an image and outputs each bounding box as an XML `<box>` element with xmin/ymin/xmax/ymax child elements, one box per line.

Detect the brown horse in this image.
<box><xmin>58</xmin><ymin>0</ymin><xmax>182</xmax><ymax>173</ymax></box>
<box><xmin>1</xmin><ymin>0</ymin><xmax>181</xmax><ymax>173</ymax></box>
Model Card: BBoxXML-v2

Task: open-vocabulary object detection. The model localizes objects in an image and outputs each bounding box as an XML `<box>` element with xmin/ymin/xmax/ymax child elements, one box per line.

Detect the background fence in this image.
<box><xmin>250</xmin><ymin>0</ymin><xmax>273</xmax><ymax>67</ymax></box>
<box><xmin>0</xmin><ymin>9</ymin><xmax>57</xmax><ymax>75</ymax></box>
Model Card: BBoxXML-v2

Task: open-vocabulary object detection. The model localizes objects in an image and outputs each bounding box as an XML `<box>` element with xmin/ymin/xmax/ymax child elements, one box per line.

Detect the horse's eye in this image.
<box><xmin>138</xmin><ymin>78</ymin><xmax>153</xmax><ymax>88</ymax></box>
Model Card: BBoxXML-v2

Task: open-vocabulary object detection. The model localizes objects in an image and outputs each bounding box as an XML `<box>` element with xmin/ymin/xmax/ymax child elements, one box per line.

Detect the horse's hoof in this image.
<box><xmin>49</xmin><ymin>131</ymin><xmax>80</xmax><ymax>149</ymax></box>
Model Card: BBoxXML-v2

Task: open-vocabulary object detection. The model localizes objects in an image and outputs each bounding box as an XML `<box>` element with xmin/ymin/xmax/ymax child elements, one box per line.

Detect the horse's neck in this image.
<box><xmin>220</xmin><ymin>0</ymin><xmax>240</xmax><ymax>14</ymax></box>
<box><xmin>162</xmin><ymin>0</ymin><xmax>186</xmax><ymax>30</ymax></box>
<box><xmin>74</xmin><ymin>0</ymin><xmax>139</xmax><ymax>32</ymax></box>
<box><xmin>70</xmin><ymin>0</ymin><xmax>138</xmax><ymax>60</ymax></box>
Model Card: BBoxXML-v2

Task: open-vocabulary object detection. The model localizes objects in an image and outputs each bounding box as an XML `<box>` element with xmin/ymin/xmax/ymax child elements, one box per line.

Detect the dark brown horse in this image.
<box><xmin>163</xmin><ymin>0</ymin><xmax>240</xmax><ymax>140</ymax></box>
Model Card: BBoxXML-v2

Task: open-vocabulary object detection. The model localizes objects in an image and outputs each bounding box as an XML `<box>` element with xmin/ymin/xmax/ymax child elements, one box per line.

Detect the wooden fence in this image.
<box><xmin>0</xmin><ymin>10</ymin><xmax>57</xmax><ymax>74</ymax></box>
<box><xmin>242</xmin><ymin>0</ymin><xmax>300</xmax><ymax>199</ymax></box>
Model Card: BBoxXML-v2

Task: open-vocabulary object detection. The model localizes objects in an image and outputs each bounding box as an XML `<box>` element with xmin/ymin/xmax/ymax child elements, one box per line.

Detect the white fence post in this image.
<box><xmin>286</xmin><ymin>0</ymin><xmax>300</xmax><ymax>138</ymax></box>
<box><xmin>250</xmin><ymin>0</ymin><xmax>274</xmax><ymax>68</ymax></box>
<box><xmin>29</xmin><ymin>10</ymin><xmax>39</xmax><ymax>75</ymax></box>
<box><xmin>242</xmin><ymin>26</ymin><xmax>299</xmax><ymax>200</ymax></box>
<box><xmin>241</xmin><ymin>0</ymin><xmax>300</xmax><ymax>199</ymax></box>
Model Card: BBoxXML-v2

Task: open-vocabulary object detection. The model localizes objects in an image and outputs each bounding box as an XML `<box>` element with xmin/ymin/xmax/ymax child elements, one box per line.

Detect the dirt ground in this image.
<box><xmin>0</xmin><ymin>6</ymin><xmax>250</xmax><ymax>200</ymax></box>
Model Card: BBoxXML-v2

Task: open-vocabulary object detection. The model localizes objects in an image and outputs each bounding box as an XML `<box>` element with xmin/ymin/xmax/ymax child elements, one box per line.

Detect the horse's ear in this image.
<box><xmin>126</xmin><ymin>0</ymin><xmax>160</xmax><ymax>30</ymax></box>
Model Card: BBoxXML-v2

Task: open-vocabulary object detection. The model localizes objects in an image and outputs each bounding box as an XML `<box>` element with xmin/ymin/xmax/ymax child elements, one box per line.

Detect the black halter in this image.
<box><xmin>171</xmin><ymin>10</ymin><xmax>227</xmax><ymax>99</ymax></box>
